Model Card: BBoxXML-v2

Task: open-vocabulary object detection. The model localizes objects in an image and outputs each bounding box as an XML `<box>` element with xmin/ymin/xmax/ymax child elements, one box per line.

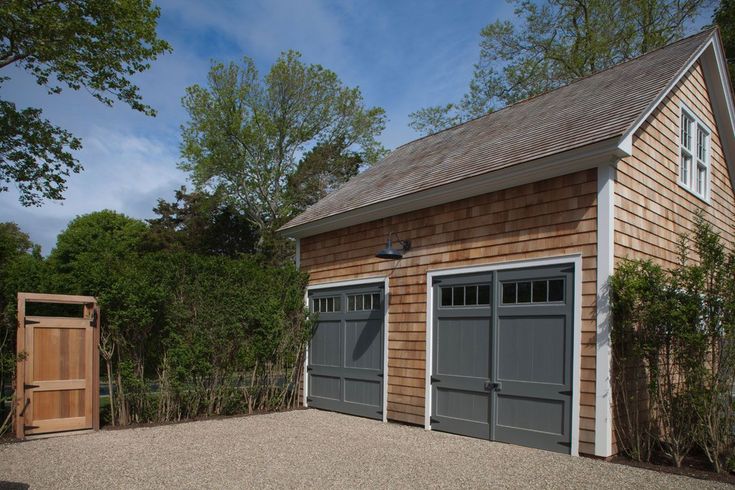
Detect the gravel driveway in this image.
<box><xmin>0</xmin><ymin>409</ymin><xmax>728</xmax><ymax>489</ymax></box>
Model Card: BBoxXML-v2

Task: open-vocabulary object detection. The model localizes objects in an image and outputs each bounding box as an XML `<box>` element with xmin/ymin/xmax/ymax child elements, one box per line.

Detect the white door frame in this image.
<box><xmin>304</xmin><ymin>276</ymin><xmax>390</xmax><ymax>423</ymax></box>
<box><xmin>424</xmin><ymin>253</ymin><xmax>583</xmax><ymax>456</ymax></box>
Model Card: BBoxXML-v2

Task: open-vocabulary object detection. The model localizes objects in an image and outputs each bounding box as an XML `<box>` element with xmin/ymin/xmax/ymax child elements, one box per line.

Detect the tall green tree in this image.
<box><xmin>410</xmin><ymin>0</ymin><xmax>710</xmax><ymax>135</ymax></box>
<box><xmin>146</xmin><ymin>187</ymin><xmax>258</xmax><ymax>257</ymax></box>
<box><xmin>0</xmin><ymin>0</ymin><xmax>171</xmax><ymax>205</ymax></box>
<box><xmin>713</xmin><ymin>0</ymin><xmax>735</xmax><ymax>82</ymax></box>
<box><xmin>180</xmin><ymin>50</ymin><xmax>386</xmax><ymax>258</ymax></box>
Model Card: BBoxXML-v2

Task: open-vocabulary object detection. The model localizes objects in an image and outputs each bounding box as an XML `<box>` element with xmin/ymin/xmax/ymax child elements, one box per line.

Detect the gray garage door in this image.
<box><xmin>307</xmin><ymin>283</ymin><xmax>384</xmax><ymax>420</ymax></box>
<box><xmin>431</xmin><ymin>264</ymin><xmax>574</xmax><ymax>453</ymax></box>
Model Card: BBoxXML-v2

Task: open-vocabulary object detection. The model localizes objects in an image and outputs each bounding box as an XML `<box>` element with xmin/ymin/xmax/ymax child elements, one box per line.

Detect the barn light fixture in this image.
<box><xmin>376</xmin><ymin>233</ymin><xmax>411</xmax><ymax>260</ymax></box>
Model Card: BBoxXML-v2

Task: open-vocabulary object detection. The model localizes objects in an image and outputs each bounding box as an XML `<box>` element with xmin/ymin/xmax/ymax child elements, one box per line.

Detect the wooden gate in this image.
<box><xmin>16</xmin><ymin>293</ymin><xmax>99</xmax><ymax>439</ymax></box>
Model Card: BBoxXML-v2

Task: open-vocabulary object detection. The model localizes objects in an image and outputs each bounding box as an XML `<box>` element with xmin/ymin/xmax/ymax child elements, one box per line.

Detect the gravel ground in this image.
<box><xmin>0</xmin><ymin>409</ymin><xmax>729</xmax><ymax>489</ymax></box>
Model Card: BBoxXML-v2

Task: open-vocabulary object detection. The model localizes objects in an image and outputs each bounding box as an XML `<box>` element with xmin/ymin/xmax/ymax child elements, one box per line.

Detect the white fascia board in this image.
<box><xmin>283</xmin><ymin>137</ymin><xmax>623</xmax><ymax>239</ymax></box>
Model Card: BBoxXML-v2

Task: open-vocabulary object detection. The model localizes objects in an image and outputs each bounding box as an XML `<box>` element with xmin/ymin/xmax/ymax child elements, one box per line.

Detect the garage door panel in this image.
<box><xmin>344</xmin><ymin>378</ymin><xmax>381</xmax><ymax>406</ymax></box>
<box><xmin>310</xmin><ymin>375</ymin><xmax>341</xmax><ymax>400</ymax></box>
<box><xmin>497</xmin><ymin>315</ymin><xmax>568</xmax><ymax>385</ymax></box>
<box><xmin>436</xmin><ymin>318</ymin><xmax>490</xmax><ymax>378</ymax></box>
<box><xmin>310</xmin><ymin>321</ymin><xmax>342</xmax><ymax>367</ymax></box>
<box><xmin>436</xmin><ymin>388</ymin><xmax>488</xmax><ymax>422</ymax></box>
<box><xmin>345</xmin><ymin>319</ymin><xmax>382</xmax><ymax>370</ymax></box>
<box><xmin>496</xmin><ymin>395</ymin><xmax>566</xmax><ymax>435</ymax></box>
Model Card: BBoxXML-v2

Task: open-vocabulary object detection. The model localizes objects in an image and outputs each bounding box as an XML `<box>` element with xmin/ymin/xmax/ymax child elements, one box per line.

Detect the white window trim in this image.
<box><xmin>679</xmin><ymin>102</ymin><xmax>712</xmax><ymax>203</ymax></box>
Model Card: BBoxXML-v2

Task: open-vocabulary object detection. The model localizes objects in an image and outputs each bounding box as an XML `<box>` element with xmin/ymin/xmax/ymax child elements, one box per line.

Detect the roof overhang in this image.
<box><xmin>618</xmin><ymin>31</ymin><xmax>735</xmax><ymax>192</ymax></box>
<box><xmin>281</xmin><ymin>136</ymin><xmax>626</xmax><ymax>238</ymax></box>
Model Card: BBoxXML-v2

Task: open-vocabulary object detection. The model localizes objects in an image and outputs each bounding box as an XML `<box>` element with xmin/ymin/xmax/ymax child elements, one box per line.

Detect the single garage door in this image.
<box><xmin>431</xmin><ymin>264</ymin><xmax>574</xmax><ymax>453</ymax></box>
<box><xmin>307</xmin><ymin>283</ymin><xmax>384</xmax><ymax>420</ymax></box>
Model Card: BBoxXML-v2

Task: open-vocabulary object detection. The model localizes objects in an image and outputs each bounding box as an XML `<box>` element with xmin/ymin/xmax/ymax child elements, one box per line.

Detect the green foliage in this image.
<box><xmin>0</xmin><ymin>213</ymin><xmax>310</xmax><ymax>431</ymax></box>
<box><xmin>47</xmin><ymin>210</ymin><xmax>147</xmax><ymax>296</ymax></box>
<box><xmin>0</xmin><ymin>222</ymin><xmax>44</xmax><ymax>428</ymax></box>
<box><xmin>0</xmin><ymin>0</ymin><xmax>171</xmax><ymax>205</ymax></box>
<box><xmin>410</xmin><ymin>0</ymin><xmax>709</xmax><ymax>135</ymax></box>
<box><xmin>610</xmin><ymin>214</ymin><xmax>735</xmax><ymax>472</ymax></box>
<box><xmin>0</xmin><ymin>101</ymin><xmax>82</xmax><ymax>205</ymax></box>
<box><xmin>714</xmin><ymin>0</ymin><xmax>735</xmax><ymax>82</ymax></box>
<box><xmin>146</xmin><ymin>187</ymin><xmax>258</xmax><ymax>257</ymax></box>
<box><xmin>179</xmin><ymin>50</ymin><xmax>386</xmax><ymax>258</ymax></box>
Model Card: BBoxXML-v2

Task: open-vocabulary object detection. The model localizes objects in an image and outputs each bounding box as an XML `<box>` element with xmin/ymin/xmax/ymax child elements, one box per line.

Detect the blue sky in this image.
<box><xmin>0</xmin><ymin>1</ymin><xmax>713</xmax><ymax>253</ymax></box>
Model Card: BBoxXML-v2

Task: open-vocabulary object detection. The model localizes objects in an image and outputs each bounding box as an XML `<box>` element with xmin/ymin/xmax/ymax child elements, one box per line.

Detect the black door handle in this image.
<box><xmin>484</xmin><ymin>381</ymin><xmax>502</xmax><ymax>391</ymax></box>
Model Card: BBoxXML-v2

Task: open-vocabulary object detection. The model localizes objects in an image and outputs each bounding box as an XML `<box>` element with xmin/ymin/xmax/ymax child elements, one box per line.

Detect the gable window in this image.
<box><xmin>679</xmin><ymin>105</ymin><xmax>710</xmax><ymax>201</ymax></box>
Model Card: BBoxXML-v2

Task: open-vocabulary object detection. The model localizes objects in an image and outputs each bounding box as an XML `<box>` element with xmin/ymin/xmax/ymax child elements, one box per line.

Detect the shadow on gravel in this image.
<box><xmin>0</xmin><ymin>482</ymin><xmax>29</xmax><ymax>490</ymax></box>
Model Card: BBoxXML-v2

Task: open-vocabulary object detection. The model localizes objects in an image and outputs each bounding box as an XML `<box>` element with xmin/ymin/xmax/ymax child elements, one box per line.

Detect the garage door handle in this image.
<box><xmin>484</xmin><ymin>381</ymin><xmax>502</xmax><ymax>392</ymax></box>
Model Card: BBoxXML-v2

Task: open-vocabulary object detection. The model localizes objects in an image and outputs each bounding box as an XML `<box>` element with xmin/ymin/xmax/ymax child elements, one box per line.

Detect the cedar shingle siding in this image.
<box><xmin>301</xmin><ymin>170</ymin><xmax>600</xmax><ymax>454</ymax></box>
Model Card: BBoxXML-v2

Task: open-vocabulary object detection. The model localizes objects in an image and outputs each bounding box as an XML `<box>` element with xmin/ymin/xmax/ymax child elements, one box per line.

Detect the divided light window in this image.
<box><xmin>312</xmin><ymin>296</ymin><xmax>341</xmax><ymax>313</ymax></box>
<box><xmin>440</xmin><ymin>285</ymin><xmax>490</xmax><ymax>307</ymax></box>
<box><xmin>348</xmin><ymin>293</ymin><xmax>381</xmax><ymax>312</ymax></box>
<box><xmin>680</xmin><ymin>106</ymin><xmax>710</xmax><ymax>200</ymax></box>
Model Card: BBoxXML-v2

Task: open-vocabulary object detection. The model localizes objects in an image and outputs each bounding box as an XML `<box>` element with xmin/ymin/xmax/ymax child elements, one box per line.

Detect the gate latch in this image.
<box><xmin>484</xmin><ymin>381</ymin><xmax>502</xmax><ymax>392</ymax></box>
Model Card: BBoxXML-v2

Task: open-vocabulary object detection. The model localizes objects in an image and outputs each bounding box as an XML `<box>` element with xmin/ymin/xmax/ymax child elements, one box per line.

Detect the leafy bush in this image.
<box><xmin>611</xmin><ymin>214</ymin><xmax>735</xmax><ymax>472</ymax></box>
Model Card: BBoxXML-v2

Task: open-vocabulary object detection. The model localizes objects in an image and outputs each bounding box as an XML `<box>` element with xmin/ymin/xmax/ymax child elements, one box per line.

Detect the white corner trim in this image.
<box><xmin>424</xmin><ymin>253</ymin><xmax>584</xmax><ymax>456</ymax></box>
<box><xmin>294</xmin><ymin>238</ymin><xmax>301</xmax><ymax>269</ymax></box>
<box><xmin>595</xmin><ymin>163</ymin><xmax>616</xmax><ymax>457</ymax></box>
<box><xmin>304</xmin><ymin>276</ymin><xmax>390</xmax><ymax>423</ymax></box>
<box><xmin>618</xmin><ymin>36</ymin><xmax>714</xmax><ymax>154</ymax></box>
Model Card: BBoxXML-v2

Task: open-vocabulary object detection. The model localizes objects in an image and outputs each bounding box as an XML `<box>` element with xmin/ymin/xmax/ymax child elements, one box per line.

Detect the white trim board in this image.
<box><xmin>304</xmin><ymin>275</ymin><xmax>390</xmax><ymax>423</ymax></box>
<box><xmin>595</xmin><ymin>164</ymin><xmax>616</xmax><ymax>457</ymax></box>
<box><xmin>424</xmin><ymin>254</ymin><xmax>583</xmax><ymax>457</ymax></box>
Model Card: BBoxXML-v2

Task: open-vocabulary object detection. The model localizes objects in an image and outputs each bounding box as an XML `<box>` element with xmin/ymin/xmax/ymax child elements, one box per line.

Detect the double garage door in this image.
<box><xmin>431</xmin><ymin>264</ymin><xmax>574</xmax><ymax>453</ymax></box>
<box><xmin>306</xmin><ymin>264</ymin><xmax>574</xmax><ymax>454</ymax></box>
<box><xmin>307</xmin><ymin>283</ymin><xmax>384</xmax><ymax>420</ymax></box>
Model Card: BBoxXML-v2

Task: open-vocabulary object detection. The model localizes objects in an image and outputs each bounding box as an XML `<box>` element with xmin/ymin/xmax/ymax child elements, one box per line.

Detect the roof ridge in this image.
<box><xmin>395</xmin><ymin>28</ymin><xmax>715</xmax><ymax>151</ymax></box>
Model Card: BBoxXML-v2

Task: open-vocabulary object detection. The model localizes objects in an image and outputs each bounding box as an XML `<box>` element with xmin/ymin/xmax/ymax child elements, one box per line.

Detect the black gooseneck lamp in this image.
<box><xmin>375</xmin><ymin>232</ymin><xmax>411</xmax><ymax>260</ymax></box>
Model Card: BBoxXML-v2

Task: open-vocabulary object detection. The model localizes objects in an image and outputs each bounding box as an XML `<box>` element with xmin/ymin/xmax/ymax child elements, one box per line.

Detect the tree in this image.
<box><xmin>146</xmin><ymin>187</ymin><xmax>258</xmax><ymax>257</ymax></box>
<box><xmin>0</xmin><ymin>0</ymin><xmax>171</xmax><ymax>205</ymax></box>
<box><xmin>410</xmin><ymin>0</ymin><xmax>710</xmax><ymax>135</ymax></box>
<box><xmin>180</xmin><ymin>50</ymin><xmax>386</xmax><ymax>258</ymax></box>
<box><xmin>47</xmin><ymin>210</ymin><xmax>147</xmax><ymax>296</ymax></box>
<box><xmin>286</xmin><ymin>138</ymin><xmax>363</xmax><ymax>214</ymax></box>
<box><xmin>713</xmin><ymin>0</ymin><xmax>735</xmax><ymax>82</ymax></box>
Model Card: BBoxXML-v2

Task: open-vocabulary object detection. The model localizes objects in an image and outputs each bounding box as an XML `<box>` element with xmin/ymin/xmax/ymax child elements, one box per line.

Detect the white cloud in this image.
<box><xmin>0</xmin><ymin>128</ymin><xmax>186</xmax><ymax>253</ymax></box>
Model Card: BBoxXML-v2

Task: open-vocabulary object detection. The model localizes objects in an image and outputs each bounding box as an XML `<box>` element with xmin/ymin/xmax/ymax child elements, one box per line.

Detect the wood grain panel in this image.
<box><xmin>34</xmin><ymin>328</ymin><xmax>86</xmax><ymax>381</ymax></box>
<box><xmin>33</xmin><ymin>390</ymin><xmax>85</xmax><ymax>420</ymax></box>
<box><xmin>301</xmin><ymin>169</ymin><xmax>598</xmax><ymax>454</ymax></box>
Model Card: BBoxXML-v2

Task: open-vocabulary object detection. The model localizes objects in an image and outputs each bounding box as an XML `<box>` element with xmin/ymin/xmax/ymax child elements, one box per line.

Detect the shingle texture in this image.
<box><xmin>281</xmin><ymin>30</ymin><xmax>713</xmax><ymax>232</ymax></box>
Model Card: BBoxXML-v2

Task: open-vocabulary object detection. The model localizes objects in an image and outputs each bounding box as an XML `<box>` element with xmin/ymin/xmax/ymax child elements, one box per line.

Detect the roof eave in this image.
<box><xmin>280</xmin><ymin>136</ymin><xmax>626</xmax><ymax>239</ymax></box>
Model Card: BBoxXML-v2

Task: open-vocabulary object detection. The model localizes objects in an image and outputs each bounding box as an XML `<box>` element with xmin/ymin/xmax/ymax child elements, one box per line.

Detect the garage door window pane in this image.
<box><xmin>453</xmin><ymin>286</ymin><xmax>465</xmax><ymax>306</ymax></box>
<box><xmin>548</xmin><ymin>280</ymin><xmax>564</xmax><ymax>302</ymax></box>
<box><xmin>478</xmin><ymin>285</ymin><xmax>490</xmax><ymax>305</ymax></box>
<box><xmin>373</xmin><ymin>293</ymin><xmax>381</xmax><ymax>310</ymax></box>
<box><xmin>502</xmin><ymin>283</ymin><xmax>516</xmax><ymax>304</ymax></box>
<box><xmin>466</xmin><ymin>286</ymin><xmax>477</xmax><ymax>305</ymax></box>
<box><xmin>532</xmin><ymin>281</ymin><xmax>548</xmax><ymax>303</ymax></box>
<box><xmin>441</xmin><ymin>287</ymin><xmax>453</xmax><ymax>306</ymax></box>
<box><xmin>517</xmin><ymin>282</ymin><xmax>532</xmax><ymax>303</ymax></box>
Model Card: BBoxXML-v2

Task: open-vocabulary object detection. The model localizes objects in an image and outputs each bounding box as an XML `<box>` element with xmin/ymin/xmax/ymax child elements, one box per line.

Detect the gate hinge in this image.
<box><xmin>430</xmin><ymin>376</ymin><xmax>440</xmax><ymax>383</ymax></box>
<box><xmin>23</xmin><ymin>425</ymin><xmax>39</xmax><ymax>431</ymax></box>
<box><xmin>24</xmin><ymin>318</ymin><xmax>39</xmax><ymax>326</ymax></box>
<box><xmin>24</xmin><ymin>383</ymin><xmax>39</xmax><ymax>390</ymax></box>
